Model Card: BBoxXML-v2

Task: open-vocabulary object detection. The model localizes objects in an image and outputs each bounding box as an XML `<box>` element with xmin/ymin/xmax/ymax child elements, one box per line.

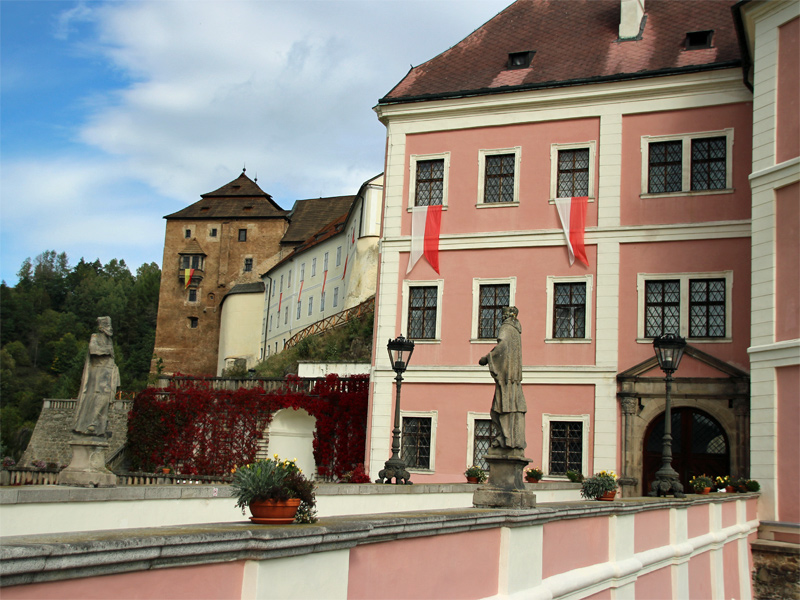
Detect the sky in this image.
<box><xmin>0</xmin><ymin>0</ymin><xmax>512</xmax><ymax>284</ymax></box>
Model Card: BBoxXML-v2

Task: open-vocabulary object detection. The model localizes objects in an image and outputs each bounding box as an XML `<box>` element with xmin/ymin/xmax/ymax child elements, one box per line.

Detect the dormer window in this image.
<box><xmin>507</xmin><ymin>51</ymin><xmax>535</xmax><ymax>69</ymax></box>
<box><xmin>685</xmin><ymin>30</ymin><xmax>713</xmax><ymax>50</ymax></box>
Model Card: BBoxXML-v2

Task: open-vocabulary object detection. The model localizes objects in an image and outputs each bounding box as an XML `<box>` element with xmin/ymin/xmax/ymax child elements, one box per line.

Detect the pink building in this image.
<box><xmin>367</xmin><ymin>0</ymin><xmax>798</xmax><ymax>532</ymax></box>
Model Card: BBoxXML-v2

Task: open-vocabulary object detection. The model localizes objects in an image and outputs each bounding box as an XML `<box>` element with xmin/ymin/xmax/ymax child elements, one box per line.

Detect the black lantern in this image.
<box><xmin>377</xmin><ymin>335</ymin><xmax>415</xmax><ymax>484</ymax></box>
<box><xmin>653</xmin><ymin>333</ymin><xmax>686</xmax><ymax>375</ymax></box>
<box><xmin>387</xmin><ymin>335</ymin><xmax>415</xmax><ymax>374</ymax></box>
<box><xmin>649</xmin><ymin>332</ymin><xmax>687</xmax><ymax>497</ymax></box>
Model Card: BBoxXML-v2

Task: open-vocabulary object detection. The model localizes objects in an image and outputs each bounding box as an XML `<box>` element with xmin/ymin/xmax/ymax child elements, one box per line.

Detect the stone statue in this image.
<box><xmin>59</xmin><ymin>316</ymin><xmax>119</xmax><ymax>487</ymax></box>
<box><xmin>73</xmin><ymin>316</ymin><xmax>120</xmax><ymax>437</ymax></box>
<box><xmin>479</xmin><ymin>306</ymin><xmax>526</xmax><ymax>450</ymax></box>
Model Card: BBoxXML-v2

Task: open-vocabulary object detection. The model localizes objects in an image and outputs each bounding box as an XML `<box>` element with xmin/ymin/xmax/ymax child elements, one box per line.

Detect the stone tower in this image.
<box><xmin>152</xmin><ymin>170</ymin><xmax>289</xmax><ymax>375</ymax></box>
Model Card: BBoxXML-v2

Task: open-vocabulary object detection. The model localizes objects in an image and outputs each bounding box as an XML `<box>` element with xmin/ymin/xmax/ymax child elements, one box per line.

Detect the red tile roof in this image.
<box><xmin>381</xmin><ymin>0</ymin><xmax>741</xmax><ymax>104</ymax></box>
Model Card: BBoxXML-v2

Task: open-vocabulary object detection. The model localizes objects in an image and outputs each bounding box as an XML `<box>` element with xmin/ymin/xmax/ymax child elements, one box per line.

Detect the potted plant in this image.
<box><xmin>689</xmin><ymin>474</ymin><xmax>714</xmax><ymax>494</ymax></box>
<box><xmin>733</xmin><ymin>478</ymin><xmax>760</xmax><ymax>493</ymax></box>
<box><xmin>566</xmin><ymin>470</ymin><xmax>584</xmax><ymax>483</ymax></box>
<box><xmin>525</xmin><ymin>467</ymin><xmax>543</xmax><ymax>483</ymax></box>
<box><xmin>580</xmin><ymin>470</ymin><xmax>618</xmax><ymax>500</ymax></box>
<box><xmin>231</xmin><ymin>455</ymin><xmax>317</xmax><ymax>524</ymax></box>
<box><xmin>715</xmin><ymin>475</ymin><xmax>733</xmax><ymax>492</ymax></box>
<box><xmin>465</xmin><ymin>465</ymin><xmax>487</xmax><ymax>484</ymax></box>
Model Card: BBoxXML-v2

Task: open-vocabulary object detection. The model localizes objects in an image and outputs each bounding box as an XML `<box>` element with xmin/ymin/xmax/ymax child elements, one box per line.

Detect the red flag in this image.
<box><xmin>554</xmin><ymin>197</ymin><xmax>588</xmax><ymax>267</ymax></box>
<box><xmin>185</xmin><ymin>268</ymin><xmax>194</xmax><ymax>289</ymax></box>
<box><xmin>407</xmin><ymin>205</ymin><xmax>442</xmax><ymax>274</ymax></box>
<box><xmin>342</xmin><ymin>255</ymin><xmax>348</xmax><ymax>279</ymax></box>
<box><xmin>278</xmin><ymin>292</ymin><xmax>282</xmax><ymax>312</ymax></box>
<box><xmin>322</xmin><ymin>270</ymin><xmax>328</xmax><ymax>293</ymax></box>
<box><xmin>298</xmin><ymin>280</ymin><xmax>304</xmax><ymax>301</ymax></box>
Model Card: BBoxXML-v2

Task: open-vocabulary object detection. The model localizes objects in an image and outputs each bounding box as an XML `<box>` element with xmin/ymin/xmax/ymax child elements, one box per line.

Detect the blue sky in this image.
<box><xmin>0</xmin><ymin>0</ymin><xmax>510</xmax><ymax>284</ymax></box>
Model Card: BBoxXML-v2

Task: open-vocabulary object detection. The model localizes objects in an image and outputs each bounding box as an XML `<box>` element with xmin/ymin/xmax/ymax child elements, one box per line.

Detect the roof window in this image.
<box><xmin>685</xmin><ymin>30</ymin><xmax>713</xmax><ymax>50</ymax></box>
<box><xmin>506</xmin><ymin>51</ymin><xmax>535</xmax><ymax>70</ymax></box>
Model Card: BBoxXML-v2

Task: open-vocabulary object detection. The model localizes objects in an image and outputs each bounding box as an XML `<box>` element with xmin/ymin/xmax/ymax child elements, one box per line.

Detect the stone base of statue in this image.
<box><xmin>472</xmin><ymin>448</ymin><xmax>536</xmax><ymax>509</ymax></box>
<box><xmin>58</xmin><ymin>435</ymin><xmax>117</xmax><ymax>488</ymax></box>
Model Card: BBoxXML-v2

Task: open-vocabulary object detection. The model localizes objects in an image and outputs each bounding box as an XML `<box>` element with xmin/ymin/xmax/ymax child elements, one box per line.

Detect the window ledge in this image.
<box><xmin>407</xmin><ymin>206</ymin><xmax>448</xmax><ymax>212</ymax></box>
<box><xmin>406</xmin><ymin>468</ymin><xmax>434</xmax><ymax>475</ymax></box>
<box><xmin>409</xmin><ymin>339</ymin><xmax>440</xmax><ymax>344</ymax></box>
<box><xmin>545</xmin><ymin>338</ymin><xmax>592</xmax><ymax>344</ymax></box>
<box><xmin>636</xmin><ymin>337</ymin><xmax>732</xmax><ymax>344</ymax></box>
<box><xmin>476</xmin><ymin>202</ymin><xmax>519</xmax><ymax>209</ymax></box>
<box><xmin>470</xmin><ymin>338</ymin><xmax>499</xmax><ymax>344</ymax></box>
<box><xmin>640</xmin><ymin>188</ymin><xmax>733</xmax><ymax>199</ymax></box>
<box><xmin>548</xmin><ymin>197</ymin><xmax>595</xmax><ymax>205</ymax></box>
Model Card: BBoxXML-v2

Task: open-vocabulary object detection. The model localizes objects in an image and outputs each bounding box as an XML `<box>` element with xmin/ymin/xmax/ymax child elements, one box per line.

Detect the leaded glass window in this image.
<box><xmin>415</xmin><ymin>159</ymin><xmax>444</xmax><ymax>206</ymax></box>
<box><xmin>408</xmin><ymin>286</ymin><xmax>437</xmax><ymax>339</ymax></box>
<box><xmin>553</xmin><ymin>282</ymin><xmax>586</xmax><ymax>338</ymax></box>
<box><xmin>549</xmin><ymin>421</ymin><xmax>582</xmax><ymax>475</ymax></box>
<box><xmin>689</xmin><ymin>279</ymin><xmax>725</xmax><ymax>337</ymax></box>
<box><xmin>401</xmin><ymin>417</ymin><xmax>431</xmax><ymax>469</ymax></box>
<box><xmin>479</xmin><ymin>284</ymin><xmax>510</xmax><ymax>339</ymax></box>
<box><xmin>691</xmin><ymin>137</ymin><xmax>726</xmax><ymax>191</ymax></box>
<box><xmin>648</xmin><ymin>141</ymin><xmax>682</xmax><ymax>193</ymax></box>
<box><xmin>484</xmin><ymin>154</ymin><xmax>515</xmax><ymax>203</ymax></box>
<box><xmin>473</xmin><ymin>419</ymin><xmax>494</xmax><ymax>471</ymax></box>
<box><xmin>645</xmin><ymin>280</ymin><xmax>680</xmax><ymax>338</ymax></box>
<box><xmin>557</xmin><ymin>149</ymin><xmax>590</xmax><ymax>197</ymax></box>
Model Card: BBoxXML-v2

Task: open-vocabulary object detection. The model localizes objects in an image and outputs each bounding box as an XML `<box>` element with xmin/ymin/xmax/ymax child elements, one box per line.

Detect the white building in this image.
<box><xmin>261</xmin><ymin>174</ymin><xmax>383</xmax><ymax>358</ymax></box>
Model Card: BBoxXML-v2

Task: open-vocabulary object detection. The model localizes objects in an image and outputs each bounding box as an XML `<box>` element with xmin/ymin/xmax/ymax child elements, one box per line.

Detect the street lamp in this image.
<box><xmin>649</xmin><ymin>332</ymin><xmax>687</xmax><ymax>497</ymax></box>
<box><xmin>377</xmin><ymin>335</ymin><xmax>415</xmax><ymax>484</ymax></box>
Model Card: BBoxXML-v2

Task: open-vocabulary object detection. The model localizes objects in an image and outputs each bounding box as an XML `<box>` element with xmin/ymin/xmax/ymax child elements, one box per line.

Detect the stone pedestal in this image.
<box><xmin>472</xmin><ymin>448</ymin><xmax>536</xmax><ymax>509</ymax></box>
<box><xmin>57</xmin><ymin>436</ymin><xmax>116</xmax><ymax>488</ymax></box>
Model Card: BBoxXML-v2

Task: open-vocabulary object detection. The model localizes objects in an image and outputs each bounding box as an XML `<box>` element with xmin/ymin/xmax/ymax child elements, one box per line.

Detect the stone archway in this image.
<box><xmin>265</xmin><ymin>408</ymin><xmax>317</xmax><ymax>478</ymax></box>
<box><xmin>642</xmin><ymin>407</ymin><xmax>731</xmax><ymax>492</ymax></box>
<box><xmin>617</xmin><ymin>345</ymin><xmax>749</xmax><ymax>497</ymax></box>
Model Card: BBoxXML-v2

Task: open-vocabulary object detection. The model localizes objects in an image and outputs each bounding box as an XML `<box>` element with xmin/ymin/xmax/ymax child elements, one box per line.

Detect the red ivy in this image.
<box><xmin>127</xmin><ymin>374</ymin><xmax>369</xmax><ymax>478</ymax></box>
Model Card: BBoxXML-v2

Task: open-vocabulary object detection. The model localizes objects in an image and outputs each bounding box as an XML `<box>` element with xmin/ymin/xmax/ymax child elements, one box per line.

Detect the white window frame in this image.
<box><xmin>545</xmin><ymin>275</ymin><xmax>593</xmax><ymax>343</ymax></box>
<box><xmin>636</xmin><ymin>271</ymin><xmax>733</xmax><ymax>343</ymax></box>
<box><xmin>308</xmin><ymin>296</ymin><xmax>313</xmax><ymax>316</ymax></box>
<box><xmin>320</xmin><ymin>291</ymin><xmax>325</xmax><ymax>312</ymax></box>
<box><xmin>408</xmin><ymin>152</ymin><xmax>451</xmax><ymax>210</ymax></box>
<box><xmin>312</xmin><ymin>258</ymin><xmax>317</xmax><ymax>277</ymax></box>
<box><xmin>296</xmin><ymin>301</ymin><xmax>301</xmax><ymax>320</ymax></box>
<box><xmin>477</xmin><ymin>147</ymin><xmax>522</xmax><ymax>207</ymax></box>
<box><xmin>300</xmin><ymin>263</ymin><xmax>305</xmax><ymax>281</ymax></box>
<box><xmin>466</xmin><ymin>412</ymin><xmax>492</xmax><ymax>468</ymax></box>
<box><xmin>400</xmin><ymin>410</ymin><xmax>438</xmax><ymax>473</ymax></box>
<box><xmin>287</xmin><ymin>270</ymin><xmax>291</xmax><ymax>288</ymax></box>
<box><xmin>542</xmin><ymin>413</ymin><xmax>590</xmax><ymax>478</ymax></box>
<box><xmin>401</xmin><ymin>279</ymin><xmax>444</xmax><ymax>343</ymax></box>
<box><xmin>549</xmin><ymin>140</ymin><xmax>597</xmax><ymax>203</ymax></box>
<box><xmin>470</xmin><ymin>277</ymin><xmax>517</xmax><ymax>342</ymax></box>
<box><xmin>333</xmin><ymin>287</ymin><xmax>339</xmax><ymax>308</ymax></box>
<box><xmin>640</xmin><ymin>128</ymin><xmax>734</xmax><ymax>197</ymax></box>
<box><xmin>336</xmin><ymin>246</ymin><xmax>342</xmax><ymax>267</ymax></box>
<box><xmin>324</xmin><ymin>252</ymin><xmax>329</xmax><ymax>271</ymax></box>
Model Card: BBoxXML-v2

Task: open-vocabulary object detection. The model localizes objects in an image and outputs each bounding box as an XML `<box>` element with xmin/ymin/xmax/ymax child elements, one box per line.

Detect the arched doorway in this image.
<box><xmin>642</xmin><ymin>407</ymin><xmax>730</xmax><ymax>492</ymax></box>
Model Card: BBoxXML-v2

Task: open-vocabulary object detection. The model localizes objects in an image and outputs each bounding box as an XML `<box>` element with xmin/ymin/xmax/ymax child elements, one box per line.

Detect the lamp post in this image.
<box><xmin>377</xmin><ymin>335</ymin><xmax>415</xmax><ymax>484</ymax></box>
<box><xmin>649</xmin><ymin>332</ymin><xmax>687</xmax><ymax>497</ymax></box>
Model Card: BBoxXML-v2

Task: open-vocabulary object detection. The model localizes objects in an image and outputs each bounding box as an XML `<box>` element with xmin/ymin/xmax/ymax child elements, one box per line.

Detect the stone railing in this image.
<box><xmin>152</xmin><ymin>375</ymin><xmax>366</xmax><ymax>394</ymax></box>
<box><xmin>0</xmin><ymin>468</ymin><xmax>60</xmax><ymax>486</ymax></box>
<box><xmin>0</xmin><ymin>468</ymin><xmax>232</xmax><ymax>487</ymax></box>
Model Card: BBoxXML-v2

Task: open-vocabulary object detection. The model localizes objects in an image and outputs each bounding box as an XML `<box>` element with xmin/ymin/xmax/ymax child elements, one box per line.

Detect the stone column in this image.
<box><xmin>618</xmin><ymin>395</ymin><xmax>639</xmax><ymax>497</ymax></box>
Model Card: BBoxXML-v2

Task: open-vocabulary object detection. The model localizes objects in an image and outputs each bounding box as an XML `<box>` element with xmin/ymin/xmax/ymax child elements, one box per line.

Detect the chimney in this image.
<box><xmin>619</xmin><ymin>0</ymin><xmax>645</xmax><ymax>39</ymax></box>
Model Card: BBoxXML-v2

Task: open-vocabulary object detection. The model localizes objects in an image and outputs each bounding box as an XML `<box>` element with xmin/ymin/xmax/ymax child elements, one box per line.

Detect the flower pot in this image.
<box><xmin>467</xmin><ymin>476</ymin><xmax>479</xmax><ymax>484</ymax></box>
<box><xmin>694</xmin><ymin>487</ymin><xmax>711</xmax><ymax>495</ymax></box>
<box><xmin>526</xmin><ymin>476</ymin><xmax>541</xmax><ymax>483</ymax></box>
<box><xmin>725</xmin><ymin>485</ymin><xmax>734</xmax><ymax>493</ymax></box>
<box><xmin>597</xmin><ymin>490</ymin><xmax>616</xmax><ymax>501</ymax></box>
<box><xmin>248</xmin><ymin>498</ymin><xmax>301</xmax><ymax>524</ymax></box>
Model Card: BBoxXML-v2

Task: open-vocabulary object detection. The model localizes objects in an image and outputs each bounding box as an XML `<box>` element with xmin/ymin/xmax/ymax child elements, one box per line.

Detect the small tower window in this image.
<box><xmin>185</xmin><ymin>229</ymin><xmax>191</xmax><ymax>238</ymax></box>
<box><xmin>506</xmin><ymin>51</ymin><xmax>535</xmax><ymax>69</ymax></box>
<box><xmin>244</xmin><ymin>258</ymin><xmax>253</xmax><ymax>272</ymax></box>
<box><xmin>188</xmin><ymin>317</ymin><xmax>199</xmax><ymax>329</ymax></box>
<box><xmin>685</xmin><ymin>30</ymin><xmax>713</xmax><ymax>50</ymax></box>
<box><xmin>238</xmin><ymin>229</ymin><xmax>247</xmax><ymax>242</ymax></box>
<box><xmin>210</xmin><ymin>228</ymin><xmax>217</xmax><ymax>237</ymax></box>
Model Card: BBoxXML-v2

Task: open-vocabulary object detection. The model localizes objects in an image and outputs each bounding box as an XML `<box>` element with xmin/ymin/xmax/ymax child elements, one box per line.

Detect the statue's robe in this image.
<box><xmin>486</xmin><ymin>318</ymin><xmax>526</xmax><ymax>449</ymax></box>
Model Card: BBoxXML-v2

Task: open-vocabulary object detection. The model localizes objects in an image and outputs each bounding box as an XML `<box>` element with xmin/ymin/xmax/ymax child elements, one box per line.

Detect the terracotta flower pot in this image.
<box><xmin>725</xmin><ymin>485</ymin><xmax>734</xmax><ymax>493</ymax></box>
<box><xmin>693</xmin><ymin>487</ymin><xmax>711</xmax><ymax>495</ymax></box>
<box><xmin>597</xmin><ymin>490</ymin><xmax>616</xmax><ymax>501</ymax></box>
<box><xmin>467</xmin><ymin>476</ymin><xmax>479</xmax><ymax>484</ymax></box>
<box><xmin>248</xmin><ymin>498</ymin><xmax>301</xmax><ymax>524</ymax></box>
<box><xmin>526</xmin><ymin>476</ymin><xmax>541</xmax><ymax>483</ymax></box>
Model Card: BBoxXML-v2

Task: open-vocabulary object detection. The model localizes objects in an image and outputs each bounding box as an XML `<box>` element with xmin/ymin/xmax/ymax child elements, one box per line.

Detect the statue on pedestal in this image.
<box><xmin>58</xmin><ymin>317</ymin><xmax>119</xmax><ymax>487</ymax></box>
<box><xmin>474</xmin><ymin>306</ymin><xmax>535</xmax><ymax>509</ymax></box>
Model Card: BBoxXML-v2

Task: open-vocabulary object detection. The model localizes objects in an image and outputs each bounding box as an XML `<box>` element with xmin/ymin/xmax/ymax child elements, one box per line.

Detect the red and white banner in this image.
<box><xmin>184</xmin><ymin>268</ymin><xmax>194</xmax><ymax>289</ymax></box>
<box><xmin>554</xmin><ymin>196</ymin><xmax>589</xmax><ymax>267</ymax></box>
<box><xmin>407</xmin><ymin>205</ymin><xmax>442</xmax><ymax>274</ymax></box>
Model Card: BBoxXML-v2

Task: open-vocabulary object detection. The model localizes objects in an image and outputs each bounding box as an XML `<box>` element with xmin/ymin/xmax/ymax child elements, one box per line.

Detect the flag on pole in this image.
<box><xmin>407</xmin><ymin>205</ymin><xmax>442</xmax><ymax>274</ymax></box>
<box><xmin>298</xmin><ymin>280</ymin><xmax>304</xmax><ymax>301</ymax></box>
<box><xmin>184</xmin><ymin>268</ymin><xmax>194</xmax><ymax>289</ymax></box>
<box><xmin>322</xmin><ymin>270</ymin><xmax>328</xmax><ymax>293</ymax></box>
<box><xmin>554</xmin><ymin>196</ymin><xmax>589</xmax><ymax>267</ymax></box>
<box><xmin>278</xmin><ymin>292</ymin><xmax>282</xmax><ymax>313</ymax></box>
